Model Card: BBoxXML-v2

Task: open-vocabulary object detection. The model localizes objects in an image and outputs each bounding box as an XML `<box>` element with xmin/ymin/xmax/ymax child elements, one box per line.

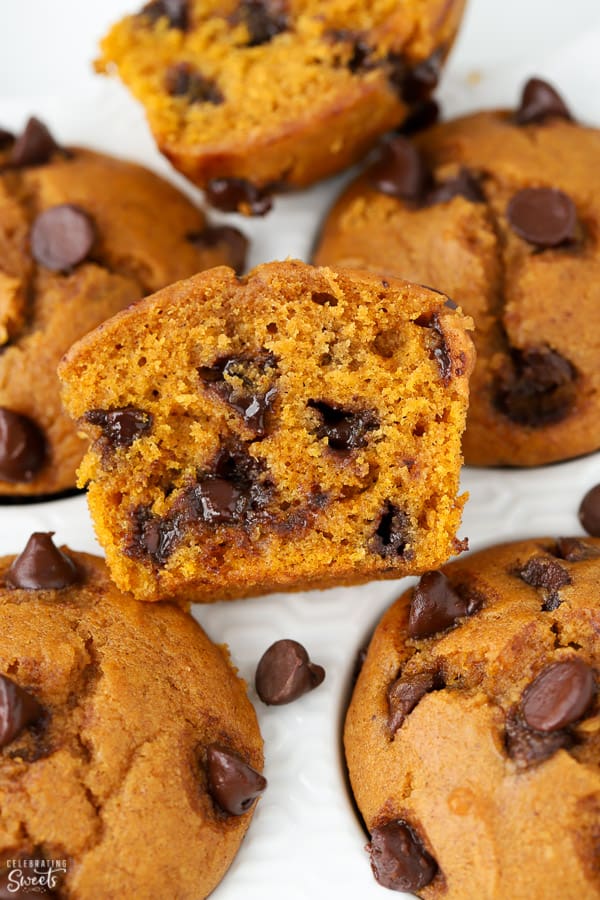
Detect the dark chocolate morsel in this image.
<box><xmin>31</xmin><ymin>204</ymin><xmax>95</xmax><ymax>272</ymax></box>
<box><xmin>9</xmin><ymin>117</ymin><xmax>60</xmax><ymax>168</ymax></box>
<box><xmin>165</xmin><ymin>64</ymin><xmax>223</xmax><ymax>104</ymax></box>
<box><xmin>427</xmin><ymin>168</ymin><xmax>485</xmax><ymax>206</ymax></box>
<box><xmin>308</xmin><ymin>400</ymin><xmax>378</xmax><ymax>451</ymax></box>
<box><xmin>0</xmin><ymin>674</ymin><xmax>43</xmax><ymax>748</ymax></box>
<box><xmin>401</xmin><ymin>49</ymin><xmax>444</xmax><ymax>104</ymax></box>
<box><xmin>85</xmin><ymin>407</ymin><xmax>153</xmax><ymax>449</ymax></box>
<box><xmin>371</xmin><ymin>502</ymin><xmax>411</xmax><ymax>559</ymax></box>
<box><xmin>0</xmin><ymin>128</ymin><xmax>14</xmax><ymax>149</ymax></box>
<box><xmin>369</xmin><ymin>136</ymin><xmax>429</xmax><ymax>204</ymax></box>
<box><xmin>199</xmin><ymin>353</ymin><xmax>278</xmax><ymax>437</ymax></box>
<box><xmin>408</xmin><ymin>570</ymin><xmax>469</xmax><ymax>638</ymax></box>
<box><xmin>494</xmin><ymin>346</ymin><xmax>577</xmax><ymax>427</ymax></box>
<box><xmin>255</xmin><ymin>639</ymin><xmax>325</xmax><ymax>705</ymax></box>
<box><xmin>522</xmin><ymin>659</ymin><xmax>595</xmax><ymax>732</ymax></box>
<box><xmin>205</xmin><ymin>178</ymin><xmax>273</xmax><ymax>216</ymax></box>
<box><xmin>187</xmin><ymin>225</ymin><xmax>248</xmax><ymax>274</ymax></box>
<box><xmin>507</xmin><ymin>187</ymin><xmax>577</xmax><ymax>248</ymax></box>
<box><xmin>579</xmin><ymin>485</ymin><xmax>600</xmax><ymax>537</ymax></box>
<box><xmin>142</xmin><ymin>0</ymin><xmax>188</xmax><ymax>29</ymax></box>
<box><xmin>553</xmin><ymin>536</ymin><xmax>600</xmax><ymax>562</ymax></box>
<box><xmin>206</xmin><ymin>744</ymin><xmax>266</xmax><ymax>816</ymax></box>
<box><xmin>235</xmin><ymin>0</ymin><xmax>288</xmax><ymax>47</ymax></box>
<box><xmin>0</xmin><ymin>408</ymin><xmax>46</xmax><ymax>483</ymax></box>
<box><xmin>414</xmin><ymin>312</ymin><xmax>453</xmax><ymax>384</ymax></box>
<box><xmin>504</xmin><ymin>709</ymin><xmax>572</xmax><ymax>767</ymax></box>
<box><xmin>515</xmin><ymin>77</ymin><xmax>572</xmax><ymax>126</ymax></box>
<box><xmin>193</xmin><ymin>476</ymin><xmax>243</xmax><ymax>524</ymax></box>
<box><xmin>517</xmin><ymin>556</ymin><xmax>571</xmax><ymax>611</ymax></box>
<box><xmin>399</xmin><ymin>99</ymin><xmax>440</xmax><ymax>135</ymax></box>
<box><xmin>369</xmin><ymin>820</ymin><xmax>438</xmax><ymax>892</ymax></box>
<box><xmin>5</xmin><ymin>532</ymin><xmax>78</xmax><ymax>590</ymax></box>
<box><xmin>387</xmin><ymin>670</ymin><xmax>442</xmax><ymax>733</ymax></box>
<box><xmin>129</xmin><ymin>505</ymin><xmax>185</xmax><ymax>566</ymax></box>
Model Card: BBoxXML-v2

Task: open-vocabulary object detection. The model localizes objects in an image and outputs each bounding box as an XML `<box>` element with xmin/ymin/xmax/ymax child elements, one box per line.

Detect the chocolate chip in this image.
<box><xmin>515</xmin><ymin>77</ymin><xmax>572</xmax><ymax>126</ymax></box>
<box><xmin>9</xmin><ymin>117</ymin><xmax>60</xmax><ymax>168</ymax></box>
<box><xmin>414</xmin><ymin>312</ymin><xmax>453</xmax><ymax>384</ymax></box>
<box><xmin>369</xmin><ymin>820</ymin><xmax>437</xmax><ymax>892</ymax></box>
<box><xmin>387</xmin><ymin>670</ymin><xmax>443</xmax><ymax>734</ymax></box>
<box><xmin>142</xmin><ymin>0</ymin><xmax>188</xmax><ymax>29</ymax></box>
<box><xmin>206</xmin><ymin>744</ymin><xmax>266</xmax><ymax>816</ymax></box>
<box><xmin>4</xmin><ymin>533</ymin><xmax>78</xmax><ymax>590</ymax></box>
<box><xmin>85</xmin><ymin>407</ymin><xmax>153</xmax><ymax>449</ymax></box>
<box><xmin>235</xmin><ymin>0</ymin><xmax>287</xmax><ymax>46</ymax></box>
<box><xmin>187</xmin><ymin>225</ymin><xmax>248</xmax><ymax>275</ymax></box>
<box><xmin>494</xmin><ymin>346</ymin><xmax>577</xmax><ymax>427</ymax></box>
<box><xmin>165</xmin><ymin>64</ymin><xmax>223</xmax><ymax>104</ymax></box>
<box><xmin>387</xmin><ymin>49</ymin><xmax>443</xmax><ymax>105</ymax></box>
<box><xmin>522</xmin><ymin>659</ymin><xmax>595</xmax><ymax>732</ymax></box>
<box><xmin>504</xmin><ymin>709</ymin><xmax>572</xmax><ymax>767</ymax></box>
<box><xmin>408</xmin><ymin>570</ymin><xmax>468</xmax><ymax>638</ymax></box>
<box><xmin>371</xmin><ymin>503</ymin><xmax>411</xmax><ymax>559</ymax></box>
<box><xmin>308</xmin><ymin>400</ymin><xmax>378</xmax><ymax>452</ymax></box>
<box><xmin>31</xmin><ymin>204</ymin><xmax>95</xmax><ymax>272</ymax></box>
<box><xmin>579</xmin><ymin>485</ymin><xmax>600</xmax><ymax>537</ymax></box>
<box><xmin>369</xmin><ymin>137</ymin><xmax>429</xmax><ymax>204</ymax></box>
<box><xmin>255</xmin><ymin>639</ymin><xmax>325</xmax><ymax>705</ymax></box>
<box><xmin>327</xmin><ymin>30</ymin><xmax>374</xmax><ymax>74</ymax></box>
<box><xmin>199</xmin><ymin>353</ymin><xmax>278</xmax><ymax>437</ymax></box>
<box><xmin>553</xmin><ymin>536</ymin><xmax>600</xmax><ymax>562</ymax></box>
<box><xmin>129</xmin><ymin>505</ymin><xmax>185</xmax><ymax>566</ymax></box>
<box><xmin>205</xmin><ymin>178</ymin><xmax>273</xmax><ymax>216</ymax></box>
<box><xmin>0</xmin><ymin>128</ymin><xmax>14</xmax><ymax>149</ymax></box>
<box><xmin>0</xmin><ymin>675</ymin><xmax>43</xmax><ymax>749</ymax></box>
<box><xmin>399</xmin><ymin>99</ymin><xmax>440</xmax><ymax>135</ymax></box>
<box><xmin>517</xmin><ymin>556</ymin><xmax>571</xmax><ymax>611</ymax></box>
<box><xmin>0</xmin><ymin>409</ymin><xmax>46</xmax><ymax>483</ymax></box>
<box><xmin>507</xmin><ymin>187</ymin><xmax>577</xmax><ymax>248</ymax></box>
<box><xmin>192</xmin><ymin>476</ymin><xmax>243</xmax><ymax>524</ymax></box>
<box><xmin>427</xmin><ymin>168</ymin><xmax>485</xmax><ymax>205</ymax></box>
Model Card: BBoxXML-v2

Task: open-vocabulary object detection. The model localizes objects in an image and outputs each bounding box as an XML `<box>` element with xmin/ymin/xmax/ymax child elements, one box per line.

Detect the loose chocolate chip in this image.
<box><xmin>31</xmin><ymin>204</ymin><xmax>95</xmax><ymax>272</ymax></box>
<box><xmin>165</xmin><ymin>64</ymin><xmax>223</xmax><ymax>105</ymax></box>
<box><xmin>206</xmin><ymin>744</ymin><xmax>266</xmax><ymax>816</ymax></box>
<box><xmin>507</xmin><ymin>187</ymin><xmax>577</xmax><ymax>248</ymax></box>
<box><xmin>187</xmin><ymin>225</ymin><xmax>248</xmax><ymax>275</ymax></box>
<box><xmin>522</xmin><ymin>659</ymin><xmax>595</xmax><ymax>732</ymax></box>
<box><xmin>554</xmin><ymin>536</ymin><xmax>600</xmax><ymax>562</ymax></box>
<box><xmin>255</xmin><ymin>639</ymin><xmax>325</xmax><ymax>705</ymax></box>
<box><xmin>4</xmin><ymin>532</ymin><xmax>78</xmax><ymax>590</ymax></box>
<box><xmin>199</xmin><ymin>353</ymin><xmax>278</xmax><ymax>437</ymax></box>
<box><xmin>369</xmin><ymin>137</ymin><xmax>429</xmax><ymax>204</ymax></box>
<box><xmin>494</xmin><ymin>346</ymin><xmax>577</xmax><ymax>427</ymax></box>
<box><xmin>205</xmin><ymin>178</ymin><xmax>273</xmax><ymax>216</ymax></box>
<box><xmin>9</xmin><ymin>117</ymin><xmax>60</xmax><ymax>168</ymax></box>
<box><xmin>0</xmin><ymin>128</ymin><xmax>14</xmax><ymax>149</ymax></box>
<box><xmin>142</xmin><ymin>0</ymin><xmax>188</xmax><ymax>29</ymax></box>
<box><xmin>504</xmin><ymin>709</ymin><xmax>572</xmax><ymax>767</ymax></box>
<box><xmin>414</xmin><ymin>312</ymin><xmax>453</xmax><ymax>384</ymax></box>
<box><xmin>0</xmin><ymin>409</ymin><xmax>46</xmax><ymax>483</ymax></box>
<box><xmin>427</xmin><ymin>168</ymin><xmax>485</xmax><ymax>205</ymax></box>
<box><xmin>387</xmin><ymin>670</ymin><xmax>442</xmax><ymax>734</ymax></box>
<box><xmin>515</xmin><ymin>77</ymin><xmax>572</xmax><ymax>126</ymax></box>
<box><xmin>0</xmin><ymin>675</ymin><xmax>43</xmax><ymax>748</ymax></box>
<box><xmin>308</xmin><ymin>400</ymin><xmax>378</xmax><ymax>452</ymax></box>
<box><xmin>369</xmin><ymin>820</ymin><xmax>437</xmax><ymax>892</ymax></box>
<box><xmin>235</xmin><ymin>0</ymin><xmax>288</xmax><ymax>46</ymax></box>
<box><xmin>85</xmin><ymin>407</ymin><xmax>153</xmax><ymax>449</ymax></box>
<box><xmin>517</xmin><ymin>556</ymin><xmax>571</xmax><ymax>611</ymax></box>
<box><xmin>408</xmin><ymin>571</ymin><xmax>469</xmax><ymax>639</ymax></box>
<box><xmin>129</xmin><ymin>505</ymin><xmax>185</xmax><ymax>566</ymax></box>
<box><xmin>371</xmin><ymin>503</ymin><xmax>411</xmax><ymax>559</ymax></box>
<box><xmin>579</xmin><ymin>485</ymin><xmax>600</xmax><ymax>537</ymax></box>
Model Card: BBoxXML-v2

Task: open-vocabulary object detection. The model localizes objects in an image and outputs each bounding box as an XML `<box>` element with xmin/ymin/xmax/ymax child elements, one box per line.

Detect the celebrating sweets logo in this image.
<box><xmin>4</xmin><ymin>857</ymin><xmax>67</xmax><ymax>893</ymax></box>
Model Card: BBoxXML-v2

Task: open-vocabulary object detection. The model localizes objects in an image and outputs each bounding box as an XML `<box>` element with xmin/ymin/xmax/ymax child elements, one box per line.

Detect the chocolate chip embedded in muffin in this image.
<box><xmin>9</xmin><ymin>117</ymin><xmax>61</xmax><ymax>168</ymax></box>
<box><xmin>506</xmin><ymin>187</ymin><xmax>577</xmax><ymax>248</ymax></box>
<box><xmin>521</xmin><ymin>659</ymin><xmax>595</xmax><ymax>732</ymax></box>
<box><xmin>204</xmin><ymin>178</ymin><xmax>273</xmax><ymax>216</ymax></box>
<box><xmin>255</xmin><ymin>639</ymin><xmax>325</xmax><ymax>705</ymax></box>
<box><xmin>408</xmin><ymin>570</ymin><xmax>469</xmax><ymax>638</ymax></box>
<box><xmin>307</xmin><ymin>400</ymin><xmax>378</xmax><ymax>452</ymax></box>
<box><xmin>205</xmin><ymin>744</ymin><xmax>267</xmax><ymax>815</ymax></box>
<box><xmin>164</xmin><ymin>64</ymin><xmax>223</xmax><ymax>105</ymax></box>
<box><xmin>0</xmin><ymin>675</ymin><xmax>43</xmax><ymax>748</ymax></box>
<box><xmin>85</xmin><ymin>407</ymin><xmax>153</xmax><ymax>450</ymax></box>
<box><xmin>4</xmin><ymin>533</ymin><xmax>78</xmax><ymax>590</ymax></box>
<box><xmin>515</xmin><ymin>77</ymin><xmax>572</xmax><ymax>126</ymax></box>
<box><xmin>187</xmin><ymin>225</ymin><xmax>248</xmax><ymax>275</ymax></box>
<box><xmin>0</xmin><ymin>409</ymin><xmax>46</xmax><ymax>483</ymax></box>
<box><xmin>141</xmin><ymin>0</ymin><xmax>189</xmax><ymax>30</ymax></box>
<box><xmin>368</xmin><ymin>820</ymin><xmax>438</xmax><ymax>892</ymax></box>
<box><xmin>31</xmin><ymin>205</ymin><xmax>96</xmax><ymax>272</ymax></box>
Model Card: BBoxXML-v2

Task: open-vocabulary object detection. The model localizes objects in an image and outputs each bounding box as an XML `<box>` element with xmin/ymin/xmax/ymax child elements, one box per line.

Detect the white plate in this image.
<box><xmin>1</xmin><ymin>1</ymin><xmax>600</xmax><ymax>897</ymax></box>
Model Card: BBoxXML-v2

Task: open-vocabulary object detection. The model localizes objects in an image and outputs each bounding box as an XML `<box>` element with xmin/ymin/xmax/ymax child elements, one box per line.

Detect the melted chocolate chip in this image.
<box><xmin>255</xmin><ymin>639</ymin><xmax>325</xmax><ymax>705</ymax></box>
<box><xmin>553</xmin><ymin>536</ymin><xmax>600</xmax><ymax>562</ymax></box>
<box><xmin>494</xmin><ymin>346</ymin><xmax>577</xmax><ymax>427</ymax></box>
<box><xmin>504</xmin><ymin>709</ymin><xmax>572</xmax><ymax>767</ymax></box>
<box><xmin>579</xmin><ymin>485</ymin><xmax>600</xmax><ymax>537</ymax></box>
<box><xmin>31</xmin><ymin>204</ymin><xmax>95</xmax><ymax>272</ymax></box>
<box><xmin>0</xmin><ymin>409</ymin><xmax>46</xmax><ymax>483</ymax></box>
<box><xmin>427</xmin><ymin>168</ymin><xmax>485</xmax><ymax>205</ymax></box>
<box><xmin>399</xmin><ymin>99</ymin><xmax>440</xmax><ymax>135</ymax></box>
<box><xmin>199</xmin><ymin>353</ymin><xmax>278</xmax><ymax>437</ymax></box>
<box><xmin>522</xmin><ymin>659</ymin><xmax>595</xmax><ymax>732</ymax></box>
<box><xmin>369</xmin><ymin>820</ymin><xmax>438</xmax><ymax>892</ymax></box>
<box><xmin>507</xmin><ymin>187</ymin><xmax>577</xmax><ymax>248</ymax></box>
<box><xmin>369</xmin><ymin>137</ymin><xmax>429</xmax><ymax>203</ymax></box>
<box><xmin>85</xmin><ymin>407</ymin><xmax>153</xmax><ymax>449</ymax></box>
<box><xmin>191</xmin><ymin>476</ymin><xmax>244</xmax><ymax>524</ymax></box>
<box><xmin>165</xmin><ymin>64</ymin><xmax>223</xmax><ymax>104</ymax></box>
<box><xmin>515</xmin><ymin>77</ymin><xmax>572</xmax><ymax>126</ymax></box>
<box><xmin>0</xmin><ymin>675</ymin><xmax>43</xmax><ymax>748</ymax></box>
<box><xmin>206</xmin><ymin>744</ymin><xmax>266</xmax><ymax>816</ymax></box>
<box><xmin>387</xmin><ymin>670</ymin><xmax>443</xmax><ymax>734</ymax></box>
<box><xmin>9</xmin><ymin>117</ymin><xmax>60</xmax><ymax>168</ymax></box>
<box><xmin>205</xmin><ymin>178</ymin><xmax>273</xmax><ymax>216</ymax></box>
<box><xmin>408</xmin><ymin>570</ymin><xmax>469</xmax><ymax>639</ymax></box>
<box><xmin>0</xmin><ymin>128</ymin><xmax>14</xmax><ymax>149</ymax></box>
<box><xmin>142</xmin><ymin>0</ymin><xmax>188</xmax><ymax>29</ymax></box>
<box><xmin>129</xmin><ymin>505</ymin><xmax>185</xmax><ymax>566</ymax></box>
<box><xmin>517</xmin><ymin>556</ymin><xmax>571</xmax><ymax>611</ymax></box>
<box><xmin>308</xmin><ymin>400</ymin><xmax>378</xmax><ymax>452</ymax></box>
<box><xmin>414</xmin><ymin>312</ymin><xmax>453</xmax><ymax>384</ymax></box>
<box><xmin>235</xmin><ymin>0</ymin><xmax>287</xmax><ymax>46</ymax></box>
<box><xmin>187</xmin><ymin>225</ymin><xmax>248</xmax><ymax>274</ymax></box>
<box><xmin>5</xmin><ymin>533</ymin><xmax>78</xmax><ymax>590</ymax></box>
<box><xmin>371</xmin><ymin>503</ymin><xmax>411</xmax><ymax>559</ymax></box>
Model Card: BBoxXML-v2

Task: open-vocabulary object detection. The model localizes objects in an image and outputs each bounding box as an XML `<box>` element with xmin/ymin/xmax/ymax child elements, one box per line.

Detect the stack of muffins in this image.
<box><xmin>0</xmin><ymin>1</ymin><xmax>598</xmax><ymax>898</ymax></box>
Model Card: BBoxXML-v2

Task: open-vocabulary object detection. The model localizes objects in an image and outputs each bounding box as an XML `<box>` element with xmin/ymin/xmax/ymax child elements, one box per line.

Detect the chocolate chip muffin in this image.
<box><xmin>345</xmin><ymin>536</ymin><xmax>600</xmax><ymax>898</ymax></box>
<box><xmin>0</xmin><ymin>532</ymin><xmax>265</xmax><ymax>900</ymax></box>
<box><xmin>315</xmin><ymin>78</ymin><xmax>600</xmax><ymax>466</ymax></box>
<box><xmin>0</xmin><ymin>116</ymin><xmax>247</xmax><ymax>497</ymax></box>
<box><xmin>96</xmin><ymin>0</ymin><xmax>466</xmax><ymax>214</ymax></box>
<box><xmin>58</xmin><ymin>260</ymin><xmax>474</xmax><ymax>603</ymax></box>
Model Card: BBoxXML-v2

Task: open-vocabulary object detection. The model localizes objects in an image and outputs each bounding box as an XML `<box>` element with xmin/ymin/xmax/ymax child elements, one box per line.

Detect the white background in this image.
<box><xmin>1</xmin><ymin>1</ymin><xmax>600</xmax><ymax>898</ymax></box>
